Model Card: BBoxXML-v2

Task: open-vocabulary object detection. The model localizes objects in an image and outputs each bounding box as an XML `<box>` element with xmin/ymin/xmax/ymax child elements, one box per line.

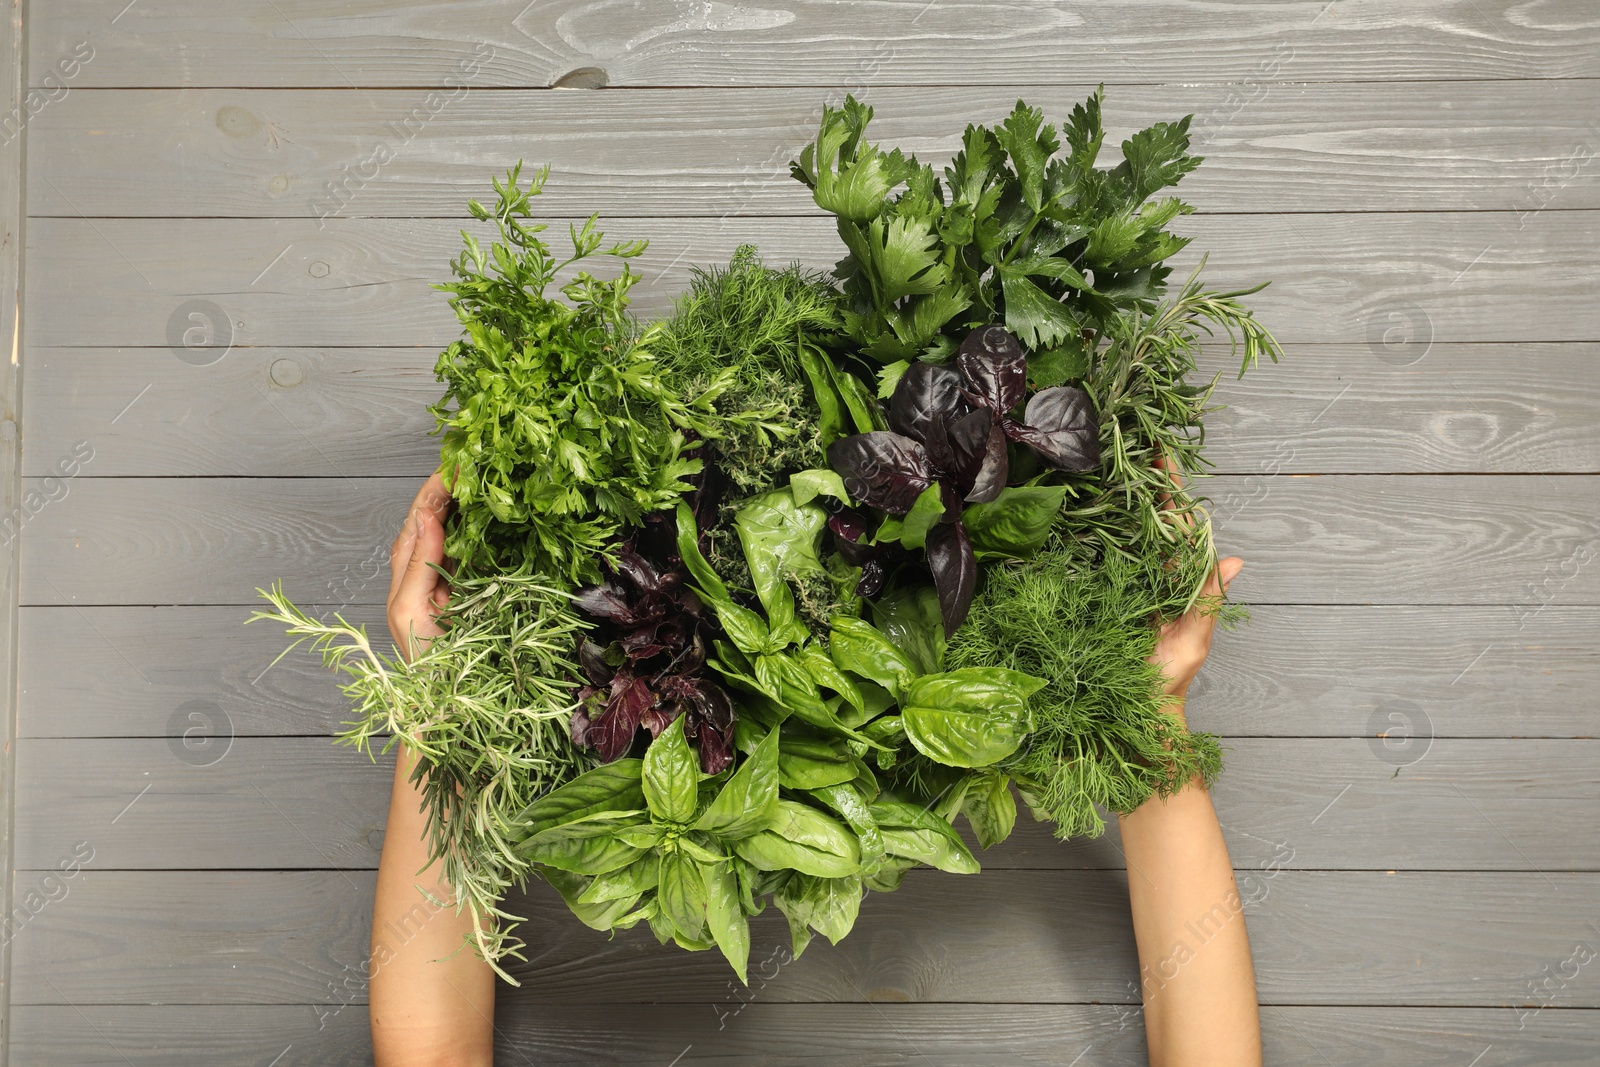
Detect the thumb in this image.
<box><xmin>1218</xmin><ymin>556</ymin><xmax>1244</xmax><ymax>592</ymax></box>
<box><xmin>398</xmin><ymin>509</ymin><xmax>446</xmax><ymax>607</ymax></box>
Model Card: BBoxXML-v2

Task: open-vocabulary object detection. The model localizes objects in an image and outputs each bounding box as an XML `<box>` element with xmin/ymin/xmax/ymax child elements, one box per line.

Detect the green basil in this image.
<box><xmin>521</xmin><ymin>833</ymin><xmax>648</xmax><ymax>875</ymax></box>
<box><xmin>961</xmin><ymin>485</ymin><xmax>1070</xmax><ymax>560</ymax></box>
<box><xmin>899</xmin><ymin>667</ymin><xmax>1046</xmax><ymax>768</ymax></box>
<box><xmin>702</xmin><ymin>858</ymin><xmax>752</xmax><ymax>983</ymax></box>
<box><xmin>731</xmin><ymin>800</ymin><xmax>861</xmax><ymax>878</ymax></box>
<box><xmin>797</xmin><ymin>645</ymin><xmax>866</xmax><ymax>718</ymax></box>
<box><xmin>576</xmin><ymin>853</ymin><xmax>660</xmax><ymax>904</ymax></box>
<box><xmin>870</xmin><ymin>797</ymin><xmax>980</xmax><ymax>874</ymax></box>
<box><xmin>810</xmin><ymin>782</ymin><xmax>885</xmax><ymax>864</ymax></box>
<box><xmin>960</xmin><ymin>772</ymin><xmax>1018</xmax><ymax>850</ymax></box>
<box><xmin>693</xmin><ymin>726</ymin><xmax>781</xmax><ymax>839</ymax></box>
<box><xmin>789</xmin><ymin>468</ymin><xmax>850</xmax><ymax>508</ymax></box>
<box><xmin>864</xmin><ymin>856</ymin><xmax>917</xmax><ymax>893</ymax></box>
<box><xmin>798</xmin><ymin>341</ymin><xmax>847</xmax><ymax>445</ymax></box>
<box><xmin>828</xmin><ymin>617</ymin><xmax>916</xmax><ymax>698</ymax></box>
<box><xmin>774</xmin><ymin>873</ymin><xmax>864</xmax><ymax>958</ymax></box>
<box><xmin>897</xmin><ymin>483</ymin><xmax>946</xmax><ymax>551</ymax></box>
<box><xmin>522</xmin><ymin>808</ymin><xmax>650</xmax><ymax>844</ymax></box>
<box><xmin>513</xmin><ymin>759</ymin><xmax>645</xmax><ymax>841</ymax></box>
<box><xmin>642</xmin><ymin>716</ymin><xmax>700</xmax><ymax>823</ymax></box>
<box><xmin>733</xmin><ymin>491</ymin><xmax>829</xmax><ymax>620</ymax></box>
<box><xmin>657</xmin><ymin>848</ymin><xmax>707</xmax><ymax>941</ymax></box>
<box><xmin>869</xmin><ymin>584</ymin><xmax>946</xmax><ymax>676</ymax></box>
<box><xmin>538</xmin><ymin>865</ymin><xmax>647</xmax><ymax>932</ymax></box>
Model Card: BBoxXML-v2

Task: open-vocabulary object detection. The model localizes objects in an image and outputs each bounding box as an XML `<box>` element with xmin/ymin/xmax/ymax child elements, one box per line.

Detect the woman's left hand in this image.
<box><xmin>387</xmin><ymin>472</ymin><xmax>452</xmax><ymax>660</ymax></box>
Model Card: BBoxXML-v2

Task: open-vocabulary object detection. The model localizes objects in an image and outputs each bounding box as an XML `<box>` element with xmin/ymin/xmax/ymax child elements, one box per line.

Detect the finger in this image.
<box><xmin>390</xmin><ymin>473</ymin><xmax>451</xmax><ymax>602</ymax></box>
<box><xmin>396</xmin><ymin>507</ymin><xmax>447</xmax><ymax>615</ymax></box>
<box><xmin>1218</xmin><ymin>556</ymin><xmax>1244</xmax><ymax>593</ymax></box>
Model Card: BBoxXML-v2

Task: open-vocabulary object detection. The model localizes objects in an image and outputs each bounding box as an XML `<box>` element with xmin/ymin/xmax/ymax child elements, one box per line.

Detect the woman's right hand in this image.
<box><xmin>386</xmin><ymin>472</ymin><xmax>452</xmax><ymax>661</ymax></box>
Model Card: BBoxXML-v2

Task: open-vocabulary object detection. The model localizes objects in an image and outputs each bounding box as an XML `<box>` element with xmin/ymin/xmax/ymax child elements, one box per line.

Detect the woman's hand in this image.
<box><xmin>1145</xmin><ymin>456</ymin><xmax>1243</xmax><ymax>704</ymax></box>
<box><xmin>387</xmin><ymin>472</ymin><xmax>452</xmax><ymax>662</ymax></box>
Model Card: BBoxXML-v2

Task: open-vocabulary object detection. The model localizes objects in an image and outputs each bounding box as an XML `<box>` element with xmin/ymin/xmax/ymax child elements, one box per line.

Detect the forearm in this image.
<box><xmin>370</xmin><ymin>746</ymin><xmax>496</xmax><ymax>1066</ymax></box>
<box><xmin>1120</xmin><ymin>771</ymin><xmax>1261</xmax><ymax>1067</ymax></box>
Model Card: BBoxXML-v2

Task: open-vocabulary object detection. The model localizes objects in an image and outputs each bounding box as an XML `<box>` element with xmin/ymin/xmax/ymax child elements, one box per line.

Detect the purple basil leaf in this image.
<box><xmin>569</xmin><ymin>701</ymin><xmax>594</xmax><ymax>746</ymax></box>
<box><xmin>888</xmin><ymin>361</ymin><xmax>967</xmax><ymax>444</ymax></box>
<box><xmin>956</xmin><ymin>325</ymin><xmax>1027</xmax><ymax>416</ymax></box>
<box><xmin>571</xmin><ymin>581</ymin><xmax>636</xmax><ymax>624</ymax></box>
<box><xmin>614</xmin><ymin>547</ymin><xmax>668</xmax><ymax>594</ymax></box>
<box><xmin>921</xmin><ymin>409</ymin><xmax>958</xmax><ymax>479</ymax></box>
<box><xmin>1013</xmin><ymin>385</ymin><xmax>1102</xmax><ymax>471</ymax></box>
<box><xmin>926</xmin><ymin>521</ymin><xmax>978</xmax><ymax>634</ymax></box>
<box><xmin>827</xmin><ymin>432</ymin><xmax>934</xmax><ymax>516</ymax></box>
<box><xmin>696</xmin><ymin>719</ymin><xmax>735</xmax><ymax>775</ymax></box>
<box><xmin>966</xmin><ymin>421</ymin><xmax>1010</xmax><ymax>504</ymax></box>
<box><xmin>855</xmin><ymin>557</ymin><xmax>887</xmax><ymax>598</ymax></box>
<box><xmin>577</xmin><ymin>638</ymin><xmax>614</xmax><ymax>684</ymax></box>
<box><xmin>592</xmin><ymin>673</ymin><xmax>654</xmax><ymax>761</ymax></box>
<box><xmin>829</xmin><ymin>508</ymin><xmax>872</xmax><ymax>545</ymax></box>
<box><xmin>946</xmin><ymin>406</ymin><xmax>1011</xmax><ymax>503</ymax></box>
<box><xmin>639</xmin><ymin>703</ymin><xmax>675</xmax><ymax>739</ymax></box>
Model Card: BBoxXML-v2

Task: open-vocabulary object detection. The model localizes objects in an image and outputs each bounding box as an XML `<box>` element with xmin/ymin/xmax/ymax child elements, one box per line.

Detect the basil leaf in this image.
<box><xmin>537</xmin><ymin>865</ymin><xmax>646</xmax><ymax>932</ymax></box>
<box><xmin>925</xmin><ymin>520</ymin><xmax>978</xmax><ymax>634</ymax></box>
<box><xmin>870</xmin><ymin>796</ymin><xmax>981</xmax><ymax>874</ymax></box>
<box><xmin>961</xmin><ymin>485</ymin><xmax>1070</xmax><ymax>560</ymax></box>
<box><xmin>797</xmin><ymin>342</ymin><xmax>847</xmax><ymax>445</ymax></box>
<box><xmin>523</xmin><ymin>808</ymin><xmax>650</xmax><ymax>844</ymax></box>
<box><xmin>810</xmin><ymin>782</ymin><xmax>885</xmax><ymax>864</ymax></box>
<box><xmin>732</xmin><ymin>800</ymin><xmax>861</xmax><ymax>878</ymax></box>
<box><xmin>775</xmin><ymin>873</ymin><xmax>864</xmax><ymax>958</ymax></box>
<box><xmin>778</xmin><ymin>743</ymin><xmax>857</xmax><ymax>790</ymax></box>
<box><xmin>513</xmin><ymin>759</ymin><xmax>645</xmax><ymax>841</ymax></box>
<box><xmin>642</xmin><ymin>716</ymin><xmax>699</xmax><ymax>823</ymax></box>
<box><xmin>961</xmin><ymin>772</ymin><xmax>1018</xmax><ymax>850</ymax></box>
<box><xmin>828</xmin><ymin>617</ymin><xmax>916</xmax><ymax>698</ymax></box>
<box><xmin>869</xmin><ymin>584</ymin><xmax>946</xmax><ymax>676</ymax></box>
<box><xmin>864</xmin><ymin>856</ymin><xmax>917</xmax><ymax>893</ymax></box>
<box><xmin>825</xmin><ymin>431</ymin><xmax>933</xmax><ymax>516</ymax></box>
<box><xmin>900</xmin><ymin>667</ymin><xmax>1044</xmax><ymax>767</ymax></box>
<box><xmin>693</xmin><ymin>726</ymin><xmax>781</xmax><ymax>839</ymax></box>
<box><xmin>888</xmin><ymin>361</ymin><xmax>966</xmax><ymax>444</ymax></box>
<box><xmin>897</xmin><ymin>483</ymin><xmax>946</xmax><ymax>551</ymax></box>
<box><xmin>658</xmin><ymin>849</ymin><xmax>707</xmax><ymax>941</ymax></box>
<box><xmin>702</xmin><ymin>859</ymin><xmax>752</xmax><ymax>984</ymax></box>
<box><xmin>576</xmin><ymin>853</ymin><xmax>660</xmax><ymax>904</ymax></box>
<box><xmin>797</xmin><ymin>645</ymin><xmax>866</xmax><ymax>719</ymax></box>
<box><xmin>521</xmin><ymin>833</ymin><xmax>648</xmax><ymax>875</ymax></box>
<box><xmin>790</xmin><ymin>468</ymin><xmax>851</xmax><ymax>508</ymax></box>
<box><xmin>733</xmin><ymin>491</ymin><xmax>829</xmax><ymax>620</ymax></box>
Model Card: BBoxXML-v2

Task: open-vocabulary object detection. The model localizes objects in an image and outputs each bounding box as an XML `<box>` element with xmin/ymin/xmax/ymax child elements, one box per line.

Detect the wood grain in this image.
<box><xmin>28</xmin><ymin>0</ymin><xmax>1600</xmax><ymax>88</ymax></box>
<box><xmin>25</xmin><ymin>342</ymin><xmax>1600</xmax><ymax>478</ymax></box>
<box><xmin>18</xmin><ymin>475</ymin><xmax>1600</xmax><ymax>607</ymax></box>
<box><xmin>9</xmin><ymin>1004</ymin><xmax>1600</xmax><ymax>1066</ymax></box>
<box><xmin>28</xmin><ymin>81</ymin><xmax>1600</xmax><ymax>218</ymax></box>
<box><xmin>12</xmin><ymin>868</ymin><xmax>1600</xmax><ymax>1008</ymax></box>
<box><xmin>24</xmin><ymin>211</ymin><xmax>1600</xmax><ymax>349</ymax></box>
<box><xmin>13</xmin><ymin>737</ymin><xmax>1597</xmax><ymax>872</ymax></box>
<box><xmin>23</xmin><ymin>604</ymin><xmax>1598</xmax><ymax>740</ymax></box>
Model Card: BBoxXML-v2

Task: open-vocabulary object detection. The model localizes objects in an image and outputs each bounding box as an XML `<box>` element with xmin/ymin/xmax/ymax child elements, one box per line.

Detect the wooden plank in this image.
<box><xmin>18</xmin><ymin>475</ymin><xmax>1600</xmax><ymax>608</ymax></box>
<box><xmin>20</xmin><ymin>605</ymin><xmax>1600</xmax><ymax>740</ymax></box>
<box><xmin>23</xmin><ymin>211</ymin><xmax>1600</xmax><ymax>349</ymax></box>
<box><xmin>9</xmin><ymin>1007</ymin><xmax>369</xmax><ymax>1067</ymax></box>
<box><xmin>0</xmin><ymin>0</ymin><xmax>26</xmax><ymax>1055</ymax></box>
<box><xmin>24</xmin><ymin>341</ymin><xmax>1600</xmax><ymax>478</ymax></box>
<box><xmin>19</xmin><ymin>604</ymin><xmax>389</xmax><ymax>738</ymax></box>
<box><xmin>28</xmin><ymin>0</ymin><xmax>1600</xmax><ymax>87</ymax></box>
<box><xmin>13</xmin><ymin>737</ymin><xmax>1598</xmax><ymax>871</ymax></box>
<box><xmin>14</xmin><ymin>738</ymin><xmax>395</xmax><ymax>871</ymax></box>
<box><xmin>28</xmin><ymin>82</ymin><xmax>1600</xmax><ymax>218</ymax></box>
<box><xmin>8</xmin><ymin>1004</ymin><xmax>1600</xmax><ymax>1067</ymax></box>
<box><xmin>13</xmin><ymin>869</ymin><xmax>1600</xmax><ymax>1007</ymax></box>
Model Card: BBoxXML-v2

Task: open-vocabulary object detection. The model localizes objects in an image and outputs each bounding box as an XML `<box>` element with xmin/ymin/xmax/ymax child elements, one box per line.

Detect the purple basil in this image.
<box><xmin>888</xmin><ymin>362</ymin><xmax>968</xmax><ymax>443</ymax></box>
<box><xmin>826</xmin><ymin>431</ymin><xmax>935</xmax><ymax>515</ymax></box>
<box><xmin>925</xmin><ymin>521</ymin><xmax>978</xmax><ymax>633</ymax></box>
<box><xmin>1007</xmin><ymin>385</ymin><xmax>1101</xmax><ymax>471</ymax></box>
<box><xmin>956</xmin><ymin>325</ymin><xmax>1027</xmax><ymax>416</ymax></box>
<box><xmin>571</xmin><ymin>535</ymin><xmax>737</xmax><ymax>773</ymax></box>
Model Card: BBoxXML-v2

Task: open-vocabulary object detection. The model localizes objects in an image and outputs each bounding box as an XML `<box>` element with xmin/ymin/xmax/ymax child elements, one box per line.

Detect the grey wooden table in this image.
<box><xmin>2</xmin><ymin>1</ymin><xmax>1597</xmax><ymax>1064</ymax></box>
